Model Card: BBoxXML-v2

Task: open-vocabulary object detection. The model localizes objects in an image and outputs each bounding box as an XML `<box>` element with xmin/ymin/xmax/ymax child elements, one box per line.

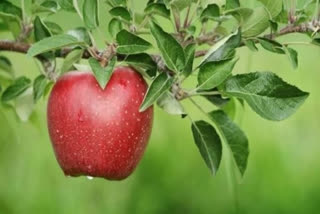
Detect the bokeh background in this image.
<box><xmin>1</xmin><ymin>0</ymin><xmax>320</xmax><ymax>213</ymax></box>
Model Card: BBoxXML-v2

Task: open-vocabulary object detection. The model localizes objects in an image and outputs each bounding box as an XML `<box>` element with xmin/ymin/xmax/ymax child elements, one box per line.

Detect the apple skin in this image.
<box><xmin>47</xmin><ymin>67</ymin><xmax>153</xmax><ymax>180</ymax></box>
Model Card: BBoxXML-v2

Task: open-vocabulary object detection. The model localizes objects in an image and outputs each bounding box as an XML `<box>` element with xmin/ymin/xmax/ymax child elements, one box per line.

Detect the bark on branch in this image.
<box><xmin>0</xmin><ymin>40</ymin><xmax>93</xmax><ymax>58</ymax></box>
<box><xmin>0</xmin><ymin>22</ymin><xmax>318</xmax><ymax>62</ymax></box>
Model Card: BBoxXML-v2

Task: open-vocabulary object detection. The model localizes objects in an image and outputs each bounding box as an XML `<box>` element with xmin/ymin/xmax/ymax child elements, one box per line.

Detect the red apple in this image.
<box><xmin>47</xmin><ymin>67</ymin><xmax>153</xmax><ymax>180</ymax></box>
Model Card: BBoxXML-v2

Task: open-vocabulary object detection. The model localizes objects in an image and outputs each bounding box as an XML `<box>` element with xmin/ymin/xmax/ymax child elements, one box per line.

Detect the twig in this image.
<box><xmin>277</xmin><ymin>22</ymin><xmax>311</xmax><ymax>36</ymax></box>
<box><xmin>195</xmin><ymin>50</ymin><xmax>207</xmax><ymax>58</ymax></box>
<box><xmin>172</xmin><ymin>6</ymin><xmax>181</xmax><ymax>33</ymax></box>
<box><xmin>184</xmin><ymin>6</ymin><xmax>191</xmax><ymax>28</ymax></box>
<box><xmin>0</xmin><ymin>40</ymin><xmax>31</xmax><ymax>53</ymax></box>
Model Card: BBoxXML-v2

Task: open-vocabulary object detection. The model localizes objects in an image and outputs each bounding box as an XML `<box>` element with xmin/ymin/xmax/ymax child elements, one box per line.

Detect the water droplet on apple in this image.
<box><xmin>87</xmin><ymin>176</ymin><xmax>94</xmax><ymax>180</ymax></box>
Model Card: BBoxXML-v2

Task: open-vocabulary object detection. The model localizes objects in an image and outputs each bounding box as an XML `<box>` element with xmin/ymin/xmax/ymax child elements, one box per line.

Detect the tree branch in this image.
<box><xmin>0</xmin><ymin>40</ymin><xmax>172</xmax><ymax>75</ymax></box>
<box><xmin>276</xmin><ymin>22</ymin><xmax>316</xmax><ymax>36</ymax></box>
<box><xmin>0</xmin><ymin>40</ymin><xmax>31</xmax><ymax>54</ymax></box>
<box><xmin>0</xmin><ymin>22</ymin><xmax>318</xmax><ymax>63</ymax></box>
<box><xmin>0</xmin><ymin>40</ymin><xmax>93</xmax><ymax>58</ymax></box>
<box><xmin>195</xmin><ymin>22</ymin><xmax>320</xmax><ymax>58</ymax></box>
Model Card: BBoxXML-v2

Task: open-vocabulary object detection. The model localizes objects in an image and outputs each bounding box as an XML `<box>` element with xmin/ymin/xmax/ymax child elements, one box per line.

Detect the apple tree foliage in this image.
<box><xmin>0</xmin><ymin>0</ymin><xmax>318</xmax><ymax>177</ymax></box>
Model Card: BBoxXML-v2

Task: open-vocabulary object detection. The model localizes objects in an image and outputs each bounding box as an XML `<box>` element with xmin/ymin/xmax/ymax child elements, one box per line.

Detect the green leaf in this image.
<box><xmin>200</xmin><ymin>30</ymin><xmax>241</xmax><ymax>65</ymax></box>
<box><xmin>140</xmin><ymin>72</ymin><xmax>174</xmax><ymax>112</ymax></box>
<box><xmin>108</xmin><ymin>18</ymin><xmax>123</xmax><ymax>39</ymax></box>
<box><xmin>0</xmin><ymin>17</ymin><xmax>21</xmax><ymax>38</ymax></box>
<box><xmin>33</xmin><ymin>1</ymin><xmax>60</xmax><ymax>14</ymax></box>
<box><xmin>33</xmin><ymin>75</ymin><xmax>47</xmax><ymax>102</ymax></box>
<box><xmin>149</xmin><ymin>21</ymin><xmax>186</xmax><ymax>72</ymax></box>
<box><xmin>275</xmin><ymin>9</ymin><xmax>288</xmax><ymax>24</ymax></box>
<box><xmin>88</xmin><ymin>57</ymin><xmax>116</xmax><ymax>89</ymax></box>
<box><xmin>198</xmin><ymin>59</ymin><xmax>237</xmax><ymax>90</ymax></box>
<box><xmin>44</xmin><ymin>21</ymin><xmax>63</xmax><ymax>35</ymax></box>
<box><xmin>257</xmin><ymin>0</ymin><xmax>282</xmax><ymax>18</ymax></box>
<box><xmin>34</xmin><ymin>16</ymin><xmax>52</xmax><ymax>41</ymax></box>
<box><xmin>191</xmin><ymin>120</ymin><xmax>222</xmax><ymax>175</ymax></box>
<box><xmin>125</xmin><ymin>53</ymin><xmax>157</xmax><ymax>70</ymax></box>
<box><xmin>0</xmin><ymin>56</ymin><xmax>13</xmax><ymax>74</ymax></box>
<box><xmin>312</xmin><ymin>38</ymin><xmax>320</xmax><ymax>46</ymax></box>
<box><xmin>187</xmin><ymin>25</ymin><xmax>196</xmax><ymax>35</ymax></box>
<box><xmin>258</xmin><ymin>37</ymin><xmax>285</xmax><ymax>54</ymax></box>
<box><xmin>225</xmin><ymin>7</ymin><xmax>253</xmax><ymax>24</ymax></box>
<box><xmin>83</xmin><ymin>0</ymin><xmax>99</xmax><ymax>30</ymax></box>
<box><xmin>284</xmin><ymin>47</ymin><xmax>298</xmax><ymax>70</ymax></box>
<box><xmin>61</xmin><ymin>49</ymin><xmax>84</xmax><ymax>73</ymax></box>
<box><xmin>0</xmin><ymin>3</ymin><xmax>22</xmax><ymax>39</ymax></box>
<box><xmin>242</xmin><ymin>7</ymin><xmax>270</xmax><ymax>37</ymax></box>
<box><xmin>56</xmin><ymin>0</ymin><xmax>75</xmax><ymax>12</ymax></box>
<box><xmin>200</xmin><ymin>4</ymin><xmax>220</xmax><ymax>21</ymax></box>
<box><xmin>145</xmin><ymin>69</ymin><xmax>157</xmax><ymax>78</ymax></box>
<box><xmin>0</xmin><ymin>22</ymin><xmax>8</xmax><ymax>32</ymax></box>
<box><xmin>204</xmin><ymin>93</ymin><xmax>230</xmax><ymax>107</ymax></box>
<box><xmin>27</xmin><ymin>34</ymin><xmax>86</xmax><ymax>57</ymax></box>
<box><xmin>157</xmin><ymin>92</ymin><xmax>185</xmax><ymax>115</ymax></box>
<box><xmin>269</xmin><ymin>20</ymin><xmax>278</xmax><ymax>32</ymax></box>
<box><xmin>109</xmin><ymin>6</ymin><xmax>132</xmax><ymax>21</ymax></box>
<box><xmin>224</xmin><ymin>71</ymin><xmax>309</xmax><ymax>121</ymax></box>
<box><xmin>41</xmin><ymin>1</ymin><xmax>60</xmax><ymax>11</ymax></box>
<box><xmin>1</xmin><ymin>77</ymin><xmax>31</xmax><ymax>102</ymax></box>
<box><xmin>125</xmin><ymin>53</ymin><xmax>157</xmax><ymax>78</ymax></box>
<box><xmin>225</xmin><ymin>0</ymin><xmax>240</xmax><ymax>10</ymax></box>
<box><xmin>244</xmin><ymin>39</ymin><xmax>258</xmax><ymax>52</ymax></box>
<box><xmin>116</xmin><ymin>30</ymin><xmax>152</xmax><ymax>54</ymax></box>
<box><xmin>144</xmin><ymin>3</ymin><xmax>171</xmax><ymax>19</ymax></box>
<box><xmin>0</xmin><ymin>0</ymin><xmax>22</xmax><ymax>18</ymax></box>
<box><xmin>43</xmin><ymin>82</ymin><xmax>54</xmax><ymax>98</ymax></box>
<box><xmin>182</xmin><ymin>43</ymin><xmax>196</xmax><ymax>77</ymax></box>
<box><xmin>67</xmin><ymin>27</ymin><xmax>91</xmax><ymax>45</ymax></box>
<box><xmin>208</xmin><ymin>110</ymin><xmax>249</xmax><ymax>175</ymax></box>
<box><xmin>33</xmin><ymin>16</ymin><xmax>55</xmax><ymax>63</ymax></box>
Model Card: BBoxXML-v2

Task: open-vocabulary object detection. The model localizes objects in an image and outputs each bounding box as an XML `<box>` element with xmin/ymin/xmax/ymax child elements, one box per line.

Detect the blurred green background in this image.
<box><xmin>1</xmin><ymin>0</ymin><xmax>320</xmax><ymax>214</ymax></box>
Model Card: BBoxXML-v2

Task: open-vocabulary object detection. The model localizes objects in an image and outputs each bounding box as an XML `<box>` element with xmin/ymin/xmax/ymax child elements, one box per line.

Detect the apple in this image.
<box><xmin>47</xmin><ymin>67</ymin><xmax>153</xmax><ymax>180</ymax></box>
